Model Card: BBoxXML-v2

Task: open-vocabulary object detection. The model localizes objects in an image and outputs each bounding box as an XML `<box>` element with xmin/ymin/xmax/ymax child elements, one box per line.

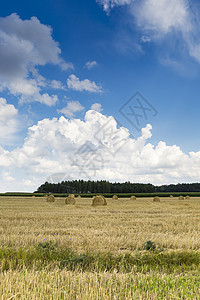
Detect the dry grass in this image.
<box><xmin>0</xmin><ymin>195</ymin><xmax>199</xmax><ymax>252</ymax></box>
<box><xmin>1</xmin><ymin>268</ymin><xmax>200</xmax><ymax>299</ymax></box>
<box><xmin>1</xmin><ymin>196</ymin><xmax>200</xmax><ymax>298</ymax></box>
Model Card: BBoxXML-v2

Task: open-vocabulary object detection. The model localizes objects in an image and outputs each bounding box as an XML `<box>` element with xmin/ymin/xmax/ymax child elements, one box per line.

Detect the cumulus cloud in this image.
<box><xmin>0</xmin><ymin>97</ymin><xmax>20</xmax><ymax>145</ymax></box>
<box><xmin>58</xmin><ymin>100</ymin><xmax>85</xmax><ymax>118</ymax></box>
<box><xmin>85</xmin><ymin>61</ymin><xmax>98</xmax><ymax>70</ymax></box>
<box><xmin>1</xmin><ymin>110</ymin><xmax>200</xmax><ymax>191</ymax></box>
<box><xmin>51</xmin><ymin>80</ymin><xmax>66</xmax><ymax>90</ymax></box>
<box><xmin>91</xmin><ymin>103</ymin><xmax>103</xmax><ymax>112</ymax></box>
<box><xmin>67</xmin><ymin>74</ymin><xmax>103</xmax><ymax>93</ymax></box>
<box><xmin>0</xmin><ymin>13</ymin><xmax>72</xmax><ymax>105</ymax></box>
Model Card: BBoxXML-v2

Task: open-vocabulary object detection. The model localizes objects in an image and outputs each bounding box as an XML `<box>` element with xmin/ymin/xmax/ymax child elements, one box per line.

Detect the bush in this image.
<box><xmin>143</xmin><ymin>241</ymin><xmax>156</xmax><ymax>251</ymax></box>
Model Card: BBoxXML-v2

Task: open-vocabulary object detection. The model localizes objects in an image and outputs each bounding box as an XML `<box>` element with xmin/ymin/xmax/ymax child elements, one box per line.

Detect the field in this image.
<box><xmin>0</xmin><ymin>196</ymin><xmax>200</xmax><ymax>299</ymax></box>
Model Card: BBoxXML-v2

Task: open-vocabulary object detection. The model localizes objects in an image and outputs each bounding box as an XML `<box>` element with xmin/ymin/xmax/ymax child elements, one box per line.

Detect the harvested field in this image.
<box><xmin>0</xmin><ymin>195</ymin><xmax>200</xmax><ymax>298</ymax></box>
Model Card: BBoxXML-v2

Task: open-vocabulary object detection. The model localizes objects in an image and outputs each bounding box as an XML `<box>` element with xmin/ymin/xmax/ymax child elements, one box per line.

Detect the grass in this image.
<box><xmin>1</xmin><ymin>196</ymin><xmax>200</xmax><ymax>298</ymax></box>
<box><xmin>1</xmin><ymin>245</ymin><xmax>200</xmax><ymax>273</ymax></box>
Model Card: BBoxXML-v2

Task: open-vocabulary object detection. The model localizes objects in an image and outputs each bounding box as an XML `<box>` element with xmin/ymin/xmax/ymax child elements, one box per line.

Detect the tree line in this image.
<box><xmin>35</xmin><ymin>180</ymin><xmax>200</xmax><ymax>194</ymax></box>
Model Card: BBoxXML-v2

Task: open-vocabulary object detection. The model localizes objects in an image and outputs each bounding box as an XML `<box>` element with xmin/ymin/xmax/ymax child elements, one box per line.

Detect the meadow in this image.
<box><xmin>0</xmin><ymin>196</ymin><xmax>200</xmax><ymax>299</ymax></box>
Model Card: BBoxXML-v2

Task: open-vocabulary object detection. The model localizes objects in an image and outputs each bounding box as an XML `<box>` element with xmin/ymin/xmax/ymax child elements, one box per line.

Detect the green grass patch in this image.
<box><xmin>1</xmin><ymin>243</ymin><xmax>200</xmax><ymax>273</ymax></box>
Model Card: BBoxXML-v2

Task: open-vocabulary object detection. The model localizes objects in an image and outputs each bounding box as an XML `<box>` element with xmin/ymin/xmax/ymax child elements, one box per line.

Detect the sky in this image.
<box><xmin>1</xmin><ymin>0</ymin><xmax>200</xmax><ymax>192</ymax></box>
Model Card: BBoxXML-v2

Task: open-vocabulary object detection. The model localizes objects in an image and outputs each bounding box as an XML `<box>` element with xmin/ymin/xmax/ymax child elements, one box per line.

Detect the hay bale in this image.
<box><xmin>178</xmin><ymin>196</ymin><xmax>184</xmax><ymax>200</ymax></box>
<box><xmin>112</xmin><ymin>195</ymin><xmax>118</xmax><ymax>200</ymax></box>
<box><xmin>47</xmin><ymin>195</ymin><xmax>55</xmax><ymax>202</ymax></box>
<box><xmin>65</xmin><ymin>194</ymin><xmax>76</xmax><ymax>205</ymax></box>
<box><xmin>185</xmin><ymin>195</ymin><xmax>190</xmax><ymax>200</ymax></box>
<box><xmin>170</xmin><ymin>195</ymin><xmax>173</xmax><ymax>198</ymax></box>
<box><xmin>130</xmin><ymin>195</ymin><xmax>136</xmax><ymax>200</ymax></box>
<box><xmin>92</xmin><ymin>196</ymin><xmax>107</xmax><ymax>206</ymax></box>
<box><xmin>153</xmin><ymin>196</ymin><xmax>160</xmax><ymax>202</ymax></box>
<box><xmin>65</xmin><ymin>195</ymin><xmax>76</xmax><ymax>205</ymax></box>
<box><xmin>77</xmin><ymin>195</ymin><xmax>81</xmax><ymax>199</ymax></box>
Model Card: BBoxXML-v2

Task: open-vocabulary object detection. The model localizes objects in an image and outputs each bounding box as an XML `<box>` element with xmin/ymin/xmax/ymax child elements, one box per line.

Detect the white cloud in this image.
<box><xmin>91</xmin><ymin>103</ymin><xmax>103</xmax><ymax>112</ymax></box>
<box><xmin>51</xmin><ymin>80</ymin><xmax>66</xmax><ymax>90</ymax></box>
<box><xmin>132</xmin><ymin>0</ymin><xmax>200</xmax><ymax>64</ymax></box>
<box><xmin>133</xmin><ymin>0</ymin><xmax>190</xmax><ymax>35</ymax></box>
<box><xmin>0</xmin><ymin>13</ymin><xmax>72</xmax><ymax>105</ymax></box>
<box><xmin>58</xmin><ymin>101</ymin><xmax>85</xmax><ymax>118</ymax></box>
<box><xmin>98</xmin><ymin>0</ymin><xmax>200</xmax><ymax>66</ymax></box>
<box><xmin>140</xmin><ymin>35</ymin><xmax>151</xmax><ymax>43</ymax></box>
<box><xmin>1</xmin><ymin>110</ymin><xmax>200</xmax><ymax>191</ymax></box>
<box><xmin>2</xmin><ymin>171</ymin><xmax>15</xmax><ymax>182</ymax></box>
<box><xmin>132</xmin><ymin>0</ymin><xmax>200</xmax><ymax>63</ymax></box>
<box><xmin>0</xmin><ymin>97</ymin><xmax>20</xmax><ymax>145</ymax></box>
<box><xmin>60</xmin><ymin>62</ymin><xmax>74</xmax><ymax>71</ymax></box>
<box><xmin>85</xmin><ymin>61</ymin><xmax>98</xmax><ymax>70</ymax></box>
<box><xmin>67</xmin><ymin>74</ymin><xmax>103</xmax><ymax>93</ymax></box>
<box><xmin>97</xmin><ymin>0</ymin><xmax>132</xmax><ymax>13</ymax></box>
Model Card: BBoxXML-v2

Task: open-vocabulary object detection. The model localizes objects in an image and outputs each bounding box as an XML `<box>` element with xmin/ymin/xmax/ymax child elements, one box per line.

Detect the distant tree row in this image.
<box><xmin>35</xmin><ymin>181</ymin><xmax>200</xmax><ymax>194</ymax></box>
<box><xmin>155</xmin><ymin>183</ymin><xmax>200</xmax><ymax>192</ymax></box>
<box><xmin>36</xmin><ymin>180</ymin><xmax>155</xmax><ymax>194</ymax></box>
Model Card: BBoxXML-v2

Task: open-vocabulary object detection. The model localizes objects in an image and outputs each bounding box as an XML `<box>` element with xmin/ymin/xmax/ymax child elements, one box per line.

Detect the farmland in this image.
<box><xmin>0</xmin><ymin>196</ymin><xmax>200</xmax><ymax>299</ymax></box>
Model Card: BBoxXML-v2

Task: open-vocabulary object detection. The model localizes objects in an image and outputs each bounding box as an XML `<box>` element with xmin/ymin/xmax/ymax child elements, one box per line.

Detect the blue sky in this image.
<box><xmin>1</xmin><ymin>0</ymin><xmax>200</xmax><ymax>191</ymax></box>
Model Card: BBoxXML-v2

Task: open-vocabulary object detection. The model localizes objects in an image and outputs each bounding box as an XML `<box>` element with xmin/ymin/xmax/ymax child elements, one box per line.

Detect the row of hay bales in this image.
<box><xmin>46</xmin><ymin>194</ymin><xmax>77</xmax><ymax>204</ymax></box>
<box><xmin>170</xmin><ymin>195</ymin><xmax>190</xmax><ymax>200</ymax></box>
<box><xmin>46</xmin><ymin>194</ymin><xmax>191</xmax><ymax>206</ymax></box>
<box><xmin>46</xmin><ymin>194</ymin><xmax>107</xmax><ymax>206</ymax></box>
<box><xmin>153</xmin><ymin>195</ymin><xmax>190</xmax><ymax>202</ymax></box>
<box><xmin>46</xmin><ymin>194</ymin><xmax>137</xmax><ymax>206</ymax></box>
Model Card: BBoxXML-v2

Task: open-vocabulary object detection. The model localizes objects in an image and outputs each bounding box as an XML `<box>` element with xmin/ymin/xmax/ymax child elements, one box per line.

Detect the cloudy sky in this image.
<box><xmin>1</xmin><ymin>0</ymin><xmax>200</xmax><ymax>192</ymax></box>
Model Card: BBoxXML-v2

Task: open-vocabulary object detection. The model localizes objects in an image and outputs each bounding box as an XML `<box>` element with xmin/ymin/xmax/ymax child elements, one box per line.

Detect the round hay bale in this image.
<box><xmin>65</xmin><ymin>195</ymin><xmax>76</xmax><ymax>205</ymax></box>
<box><xmin>47</xmin><ymin>194</ymin><xmax>55</xmax><ymax>202</ymax></box>
<box><xmin>77</xmin><ymin>195</ymin><xmax>81</xmax><ymax>199</ymax></box>
<box><xmin>153</xmin><ymin>196</ymin><xmax>160</xmax><ymax>202</ymax></box>
<box><xmin>130</xmin><ymin>195</ymin><xmax>136</xmax><ymax>200</ymax></box>
<box><xmin>92</xmin><ymin>196</ymin><xmax>107</xmax><ymax>206</ymax></box>
<box><xmin>112</xmin><ymin>195</ymin><xmax>118</xmax><ymax>200</ymax></box>
<box><xmin>185</xmin><ymin>195</ymin><xmax>190</xmax><ymax>200</ymax></box>
<box><xmin>170</xmin><ymin>195</ymin><xmax>173</xmax><ymax>198</ymax></box>
<box><xmin>178</xmin><ymin>196</ymin><xmax>184</xmax><ymax>200</ymax></box>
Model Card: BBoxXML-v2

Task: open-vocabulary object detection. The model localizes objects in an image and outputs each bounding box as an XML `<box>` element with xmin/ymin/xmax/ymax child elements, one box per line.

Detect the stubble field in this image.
<box><xmin>0</xmin><ymin>196</ymin><xmax>200</xmax><ymax>299</ymax></box>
